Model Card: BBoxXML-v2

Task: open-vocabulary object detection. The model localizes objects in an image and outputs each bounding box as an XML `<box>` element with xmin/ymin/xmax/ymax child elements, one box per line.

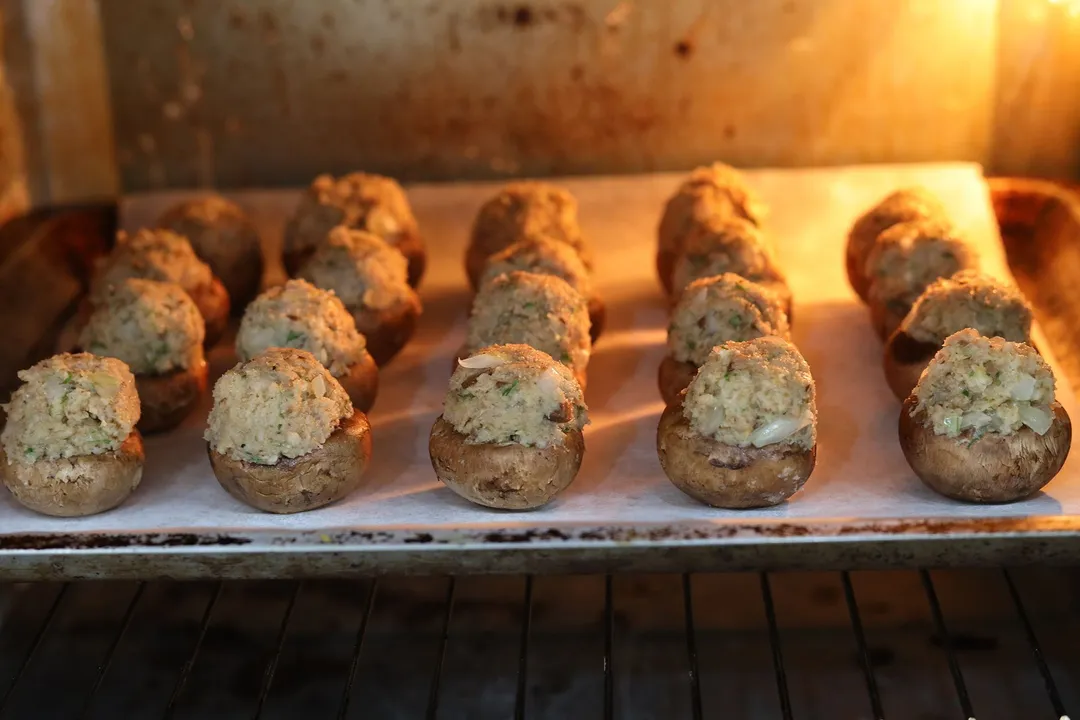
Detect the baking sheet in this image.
<box><xmin>3</xmin><ymin>163</ymin><xmax>1079</xmax><ymax>536</ymax></box>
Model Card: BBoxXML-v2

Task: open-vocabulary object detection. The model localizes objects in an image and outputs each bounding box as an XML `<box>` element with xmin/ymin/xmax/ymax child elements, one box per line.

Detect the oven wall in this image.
<box><xmin>8</xmin><ymin>0</ymin><xmax>1080</xmax><ymax>201</ymax></box>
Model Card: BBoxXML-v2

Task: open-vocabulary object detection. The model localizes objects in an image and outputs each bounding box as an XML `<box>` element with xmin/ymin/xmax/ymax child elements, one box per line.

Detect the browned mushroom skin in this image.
<box><xmin>134</xmin><ymin>359</ymin><xmax>209</xmax><ymax>434</ymax></box>
<box><xmin>337</xmin><ymin>353</ymin><xmax>380</xmax><ymax>413</ymax></box>
<box><xmin>656</xmin><ymin>395</ymin><xmax>816</xmax><ymax>509</ymax></box>
<box><xmin>657</xmin><ymin>356</ymin><xmax>698</xmax><ymax>406</ymax></box>
<box><xmin>882</xmin><ymin>330</ymin><xmax>941</xmax><ymax>403</ymax></box>
<box><xmin>429</xmin><ymin>416</ymin><xmax>584</xmax><ymax>510</ymax></box>
<box><xmin>157</xmin><ymin>197</ymin><xmax>265</xmax><ymax>310</ymax></box>
<box><xmin>0</xmin><ymin>431</ymin><xmax>145</xmax><ymax>517</ymax></box>
<box><xmin>208</xmin><ymin>412</ymin><xmax>373</xmax><ymax>514</ymax></box>
<box><xmin>899</xmin><ymin>397</ymin><xmax>1071</xmax><ymax>503</ymax></box>
<box><xmin>845</xmin><ymin>188</ymin><xmax>948</xmax><ymax>303</ymax></box>
<box><xmin>351</xmin><ymin>293</ymin><xmax>422</xmax><ymax>367</ymax></box>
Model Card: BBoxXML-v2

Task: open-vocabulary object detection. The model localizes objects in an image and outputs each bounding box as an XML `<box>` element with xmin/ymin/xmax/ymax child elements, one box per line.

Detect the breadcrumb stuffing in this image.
<box><xmin>847</xmin><ymin>186</ymin><xmax>946</xmax><ymax>276</ymax></box>
<box><xmin>443</xmin><ymin>344</ymin><xmax>588</xmax><ymax>448</ymax></box>
<box><xmin>205</xmin><ymin>348</ymin><xmax>352</xmax><ymax>465</ymax></box>
<box><xmin>284</xmin><ymin>172</ymin><xmax>418</xmax><ymax>256</ymax></box>
<box><xmin>299</xmin><ymin>227</ymin><xmax>413</xmax><ymax>311</ymax></box>
<box><xmin>80</xmin><ymin>278</ymin><xmax>205</xmax><ymax>375</ymax></box>
<box><xmin>902</xmin><ymin>270</ymin><xmax>1032</xmax><ymax>345</ymax></box>
<box><xmin>670</xmin><ymin>215</ymin><xmax>783</xmax><ymax>296</ymax></box>
<box><xmin>682</xmin><ymin>337</ymin><xmax>816</xmax><ymax>449</ymax></box>
<box><xmin>865</xmin><ymin>218</ymin><xmax>976</xmax><ymax>313</ymax></box>
<box><xmin>668</xmin><ymin>274</ymin><xmax>790</xmax><ymax>366</ymax></box>
<box><xmin>237</xmin><ymin>279</ymin><xmax>367</xmax><ymax>377</ymax></box>
<box><xmin>2</xmin><ymin>354</ymin><xmax>140</xmax><ymax>464</ymax></box>
<box><xmin>470</xmin><ymin>182</ymin><xmax>588</xmax><ymax>260</ymax></box>
<box><xmin>913</xmin><ymin>329</ymin><xmax>1056</xmax><ymax>439</ymax></box>
<box><xmin>466</xmin><ymin>271</ymin><xmax>591</xmax><ymax>377</ymax></box>
<box><xmin>93</xmin><ymin>229</ymin><xmax>214</xmax><ymax>298</ymax></box>
<box><xmin>658</xmin><ymin>163</ymin><xmax>766</xmax><ymax>258</ymax></box>
<box><xmin>480</xmin><ymin>236</ymin><xmax>593</xmax><ymax>298</ymax></box>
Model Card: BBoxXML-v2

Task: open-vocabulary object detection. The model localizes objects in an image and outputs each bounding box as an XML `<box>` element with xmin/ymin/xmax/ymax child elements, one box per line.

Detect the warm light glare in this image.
<box><xmin>1048</xmin><ymin>0</ymin><xmax>1080</xmax><ymax>18</ymax></box>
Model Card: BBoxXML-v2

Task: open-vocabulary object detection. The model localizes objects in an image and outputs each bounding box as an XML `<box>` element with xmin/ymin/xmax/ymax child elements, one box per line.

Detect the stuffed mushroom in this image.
<box><xmin>864</xmin><ymin>218</ymin><xmax>977</xmax><ymax>341</ymax></box>
<box><xmin>429</xmin><ymin>344</ymin><xmax>588</xmax><ymax>510</ymax></box>
<box><xmin>846</xmin><ymin>187</ymin><xmax>947</xmax><ymax>303</ymax></box>
<box><xmin>462</xmin><ymin>271</ymin><xmax>591</xmax><ymax>389</ymax></box>
<box><xmin>79</xmin><ymin>278</ymin><xmax>208</xmax><ymax>433</ymax></box>
<box><xmin>899</xmin><ymin>329</ymin><xmax>1070</xmax><ymax>503</ymax></box>
<box><xmin>660</xmin><ymin>273</ymin><xmax>791</xmax><ymax>405</ymax></box>
<box><xmin>656</xmin><ymin>162</ymin><xmax>766</xmax><ymax>295</ymax></box>
<box><xmin>479</xmin><ymin>235</ymin><xmax>605</xmax><ymax>341</ymax></box>
<box><xmin>157</xmin><ymin>195</ymin><xmax>264</xmax><ymax>309</ymax></box>
<box><xmin>884</xmin><ymin>270</ymin><xmax>1033</xmax><ymax>402</ymax></box>
<box><xmin>284</xmin><ymin>172</ymin><xmax>425</xmax><ymax>286</ymax></box>
<box><xmin>93</xmin><ymin>228</ymin><xmax>230</xmax><ymax>347</ymax></box>
<box><xmin>237</xmin><ymin>279</ymin><xmax>379</xmax><ymax>412</ymax></box>
<box><xmin>466</xmin><ymin>182</ymin><xmax>592</xmax><ymax>289</ymax></box>
<box><xmin>668</xmin><ymin>215</ymin><xmax>792</xmax><ymax>319</ymax></box>
<box><xmin>0</xmin><ymin>353</ymin><xmax>143</xmax><ymax>516</ymax></box>
<box><xmin>657</xmin><ymin>336</ymin><xmax>817</xmax><ymax>508</ymax></box>
<box><xmin>298</xmin><ymin>226</ymin><xmax>422</xmax><ymax>366</ymax></box>
<box><xmin>205</xmin><ymin>347</ymin><xmax>372</xmax><ymax>513</ymax></box>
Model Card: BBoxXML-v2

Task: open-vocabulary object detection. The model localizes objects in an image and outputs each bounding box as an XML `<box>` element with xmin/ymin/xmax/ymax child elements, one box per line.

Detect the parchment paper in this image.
<box><xmin>3</xmin><ymin>163</ymin><xmax>1077</xmax><ymax>535</ymax></box>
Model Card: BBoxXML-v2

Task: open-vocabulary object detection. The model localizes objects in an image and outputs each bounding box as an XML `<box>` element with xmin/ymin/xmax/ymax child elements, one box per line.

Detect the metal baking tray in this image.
<box><xmin>2</xmin><ymin>164</ymin><xmax>1080</xmax><ymax>581</ymax></box>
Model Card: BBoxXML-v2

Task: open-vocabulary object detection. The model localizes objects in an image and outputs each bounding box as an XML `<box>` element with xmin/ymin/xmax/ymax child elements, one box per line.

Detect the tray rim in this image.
<box><xmin>3</xmin><ymin>172</ymin><xmax>1080</xmax><ymax>579</ymax></box>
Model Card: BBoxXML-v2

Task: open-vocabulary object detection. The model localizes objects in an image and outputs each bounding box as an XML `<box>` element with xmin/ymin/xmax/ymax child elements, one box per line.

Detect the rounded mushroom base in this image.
<box><xmin>898</xmin><ymin>397</ymin><xmax>1072</xmax><ymax>503</ymax></box>
<box><xmin>192</xmin><ymin>276</ymin><xmax>231</xmax><ymax>348</ymax></box>
<box><xmin>135</xmin><ymin>360</ymin><xmax>208</xmax><ymax>434</ymax></box>
<box><xmin>353</xmin><ymin>295</ymin><xmax>422</xmax><ymax>367</ymax></box>
<box><xmin>338</xmin><ymin>352</ymin><xmax>379</xmax><ymax>413</ymax></box>
<box><xmin>208</xmin><ymin>412</ymin><xmax>373</xmax><ymax>514</ymax></box>
<box><xmin>883</xmin><ymin>331</ymin><xmax>939</xmax><ymax>402</ymax></box>
<box><xmin>464</xmin><ymin>244</ymin><xmax>490</xmax><ymax>292</ymax></box>
<box><xmin>869</xmin><ymin>299</ymin><xmax>907</xmax><ymax>343</ymax></box>
<box><xmin>656</xmin><ymin>250</ymin><xmax>676</xmax><ymax>297</ymax></box>
<box><xmin>657</xmin><ymin>356</ymin><xmax>698</xmax><ymax>406</ymax></box>
<box><xmin>846</xmin><ymin>246</ymin><xmax>871</xmax><ymax>304</ymax></box>
<box><xmin>656</xmin><ymin>400</ymin><xmax>816</xmax><ymax>508</ymax></box>
<box><xmin>404</xmin><ymin>247</ymin><xmax>426</xmax><ymax>289</ymax></box>
<box><xmin>429</xmin><ymin>417</ymin><xmax>584</xmax><ymax>510</ymax></box>
<box><xmin>0</xmin><ymin>431</ymin><xmax>145</xmax><ymax>517</ymax></box>
<box><xmin>587</xmin><ymin>295</ymin><xmax>606</xmax><ymax>343</ymax></box>
<box><xmin>282</xmin><ymin>248</ymin><xmax>315</xmax><ymax>278</ymax></box>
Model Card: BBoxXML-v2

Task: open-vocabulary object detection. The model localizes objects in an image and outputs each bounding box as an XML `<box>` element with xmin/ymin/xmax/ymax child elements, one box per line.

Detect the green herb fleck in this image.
<box><xmin>23</xmin><ymin>447</ymin><xmax>34</xmax><ymax>458</ymax></box>
<box><xmin>961</xmin><ymin>389</ymin><xmax>970</xmax><ymax>398</ymax></box>
<box><xmin>686</xmin><ymin>340</ymin><xmax>697</xmax><ymax>351</ymax></box>
<box><xmin>561</xmin><ymin>351</ymin><xmax>572</xmax><ymax>364</ymax></box>
<box><xmin>61</xmin><ymin>372</ymin><xmax>74</xmax><ymax>385</ymax></box>
<box><xmin>522</xmin><ymin>302</ymin><xmax>536</xmax><ymax>310</ymax></box>
<box><xmin>285</xmin><ymin>330</ymin><xmax>305</xmax><ymax>344</ymax></box>
<box><xmin>729</xmin><ymin>315</ymin><xmax>744</xmax><ymax>329</ymax></box>
<box><xmin>724</xmin><ymin>370</ymin><xmax>733</xmax><ymax>381</ymax></box>
<box><xmin>501</xmin><ymin>380</ymin><xmax>519</xmax><ymax>396</ymax></box>
<box><xmin>458</xmin><ymin>391</ymin><xmax>475</xmax><ymax>400</ymax></box>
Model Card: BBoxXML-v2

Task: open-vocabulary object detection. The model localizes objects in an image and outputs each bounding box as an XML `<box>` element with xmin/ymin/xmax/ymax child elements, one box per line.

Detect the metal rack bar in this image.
<box><xmin>251</xmin><ymin>581</ymin><xmax>303</xmax><ymax>719</ymax></box>
<box><xmin>682</xmin><ymin>574</ymin><xmax>703</xmax><ymax>720</ymax></box>
<box><xmin>336</xmin><ymin>580</ymin><xmax>379</xmax><ymax>720</ymax></box>
<box><xmin>0</xmin><ymin>583</ymin><xmax>69</xmax><ymax>715</ymax></box>
<box><xmin>760</xmin><ymin>573</ymin><xmax>794</xmax><ymax>720</ymax></box>
<box><xmin>1002</xmin><ymin>570</ymin><xmax>1069</xmax><ymax>719</ymax></box>
<box><xmin>162</xmin><ymin>581</ymin><xmax>223</xmax><ymax>719</ymax></box>
<box><xmin>513</xmin><ymin>576</ymin><xmax>533</xmax><ymax>720</ymax></box>
<box><xmin>425</xmin><ymin>577</ymin><xmax>457</xmax><ymax>720</ymax></box>
<box><xmin>79</xmin><ymin>581</ymin><xmax>146</xmax><ymax>719</ymax></box>
<box><xmin>841</xmin><ymin>572</ymin><xmax>885</xmax><ymax>720</ymax></box>
<box><xmin>604</xmin><ymin>575</ymin><xmax>614</xmax><ymax>720</ymax></box>
<box><xmin>919</xmin><ymin>570</ymin><xmax>975</xmax><ymax>720</ymax></box>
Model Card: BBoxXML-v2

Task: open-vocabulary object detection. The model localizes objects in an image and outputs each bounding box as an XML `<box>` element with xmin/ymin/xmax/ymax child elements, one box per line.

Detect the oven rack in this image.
<box><xmin>0</xmin><ymin>568</ymin><xmax>1075</xmax><ymax>718</ymax></box>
